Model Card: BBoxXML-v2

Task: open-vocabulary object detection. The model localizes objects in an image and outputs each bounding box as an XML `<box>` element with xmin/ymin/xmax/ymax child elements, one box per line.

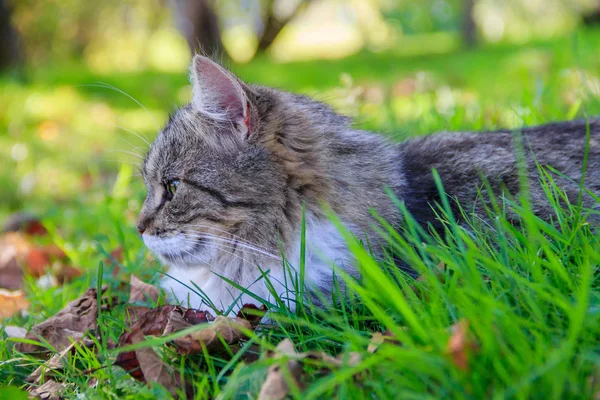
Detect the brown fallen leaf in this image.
<box><xmin>26</xmin><ymin>341</ymin><xmax>79</xmax><ymax>384</ymax></box>
<box><xmin>3</xmin><ymin>212</ymin><xmax>48</xmax><ymax>236</ymax></box>
<box><xmin>0</xmin><ymin>289</ymin><xmax>29</xmax><ymax>319</ymax></box>
<box><xmin>129</xmin><ymin>274</ymin><xmax>160</xmax><ymax>303</ymax></box>
<box><xmin>237</xmin><ymin>303</ymin><xmax>268</xmax><ymax>328</ymax></box>
<box><xmin>27</xmin><ymin>379</ymin><xmax>67</xmax><ymax>400</ymax></box>
<box><xmin>258</xmin><ymin>339</ymin><xmax>304</xmax><ymax>400</ymax></box>
<box><xmin>54</xmin><ymin>264</ymin><xmax>83</xmax><ymax>285</ymax></box>
<box><xmin>27</xmin><ymin>245</ymin><xmax>71</xmax><ymax>278</ymax></box>
<box><xmin>16</xmin><ymin>288</ymin><xmax>104</xmax><ymax>353</ymax></box>
<box><xmin>446</xmin><ymin>319</ymin><xmax>477</xmax><ymax>371</ymax></box>
<box><xmin>115</xmin><ymin>305</ymin><xmax>214</xmax><ymax>381</ymax></box>
<box><xmin>116</xmin><ymin>277</ymin><xmax>264</xmax><ymax>391</ymax></box>
<box><xmin>172</xmin><ymin>315</ymin><xmax>252</xmax><ymax>355</ymax></box>
<box><xmin>0</xmin><ymin>233</ymin><xmax>29</xmax><ymax>290</ymax></box>
<box><xmin>26</xmin><ymin>248</ymin><xmax>51</xmax><ymax>278</ymax></box>
<box><xmin>258</xmin><ymin>339</ymin><xmax>362</xmax><ymax>400</ymax></box>
<box><xmin>131</xmin><ymin>330</ymin><xmax>192</xmax><ymax>398</ymax></box>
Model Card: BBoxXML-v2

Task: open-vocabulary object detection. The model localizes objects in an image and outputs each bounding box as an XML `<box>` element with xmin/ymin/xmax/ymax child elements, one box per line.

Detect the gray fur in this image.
<box><xmin>138</xmin><ymin>56</ymin><xmax>599</xmax><ymax>304</ymax></box>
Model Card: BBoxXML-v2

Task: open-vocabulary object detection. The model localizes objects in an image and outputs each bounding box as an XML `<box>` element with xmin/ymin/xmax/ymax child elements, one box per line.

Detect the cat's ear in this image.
<box><xmin>190</xmin><ymin>55</ymin><xmax>250</xmax><ymax>134</ymax></box>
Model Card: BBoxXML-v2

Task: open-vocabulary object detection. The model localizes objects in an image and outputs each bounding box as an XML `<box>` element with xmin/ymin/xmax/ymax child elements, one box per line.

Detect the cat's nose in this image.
<box><xmin>137</xmin><ymin>224</ymin><xmax>146</xmax><ymax>234</ymax></box>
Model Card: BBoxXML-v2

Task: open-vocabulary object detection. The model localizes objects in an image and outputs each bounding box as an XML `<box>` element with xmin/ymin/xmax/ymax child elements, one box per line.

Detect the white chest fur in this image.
<box><xmin>159</xmin><ymin>213</ymin><xmax>356</xmax><ymax>314</ymax></box>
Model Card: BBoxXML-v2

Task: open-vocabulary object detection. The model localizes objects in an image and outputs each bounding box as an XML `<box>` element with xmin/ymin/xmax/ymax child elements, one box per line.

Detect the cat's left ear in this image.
<box><xmin>190</xmin><ymin>55</ymin><xmax>251</xmax><ymax>135</ymax></box>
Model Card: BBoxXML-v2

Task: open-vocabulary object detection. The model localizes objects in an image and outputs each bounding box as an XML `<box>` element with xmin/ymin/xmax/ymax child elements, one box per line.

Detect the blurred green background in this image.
<box><xmin>1</xmin><ymin>0</ymin><xmax>600</xmax><ymax>266</ymax></box>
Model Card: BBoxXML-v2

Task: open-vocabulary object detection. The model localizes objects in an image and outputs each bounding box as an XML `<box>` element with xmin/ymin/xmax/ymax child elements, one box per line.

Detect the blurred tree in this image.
<box><xmin>582</xmin><ymin>2</ymin><xmax>600</xmax><ymax>25</ymax></box>
<box><xmin>172</xmin><ymin>0</ymin><xmax>225</xmax><ymax>57</ymax></box>
<box><xmin>257</xmin><ymin>0</ymin><xmax>311</xmax><ymax>53</ymax></box>
<box><xmin>0</xmin><ymin>0</ymin><xmax>22</xmax><ymax>70</ymax></box>
<box><xmin>172</xmin><ymin>0</ymin><xmax>311</xmax><ymax>59</ymax></box>
<box><xmin>462</xmin><ymin>0</ymin><xmax>476</xmax><ymax>46</ymax></box>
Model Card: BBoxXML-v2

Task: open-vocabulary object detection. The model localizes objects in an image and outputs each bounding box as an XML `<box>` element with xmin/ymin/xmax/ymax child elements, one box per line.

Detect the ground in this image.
<box><xmin>0</xmin><ymin>28</ymin><xmax>600</xmax><ymax>398</ymax></box>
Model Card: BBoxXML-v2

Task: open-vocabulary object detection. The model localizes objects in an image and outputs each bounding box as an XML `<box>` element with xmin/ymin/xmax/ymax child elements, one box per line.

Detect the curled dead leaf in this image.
<box><xmin>16</xmin><ymin>288</ymin><xmax>105</xmax><ymax>353</ymax></box>
<box><xmin>115</xmin><ymin>305</ymin><xmax>214</xmax><ymax>380</ymax></box>
<box><xmin>172</xmin><ymin>315</ymin><xmax>251</xmax><ymax>355</ymax></box>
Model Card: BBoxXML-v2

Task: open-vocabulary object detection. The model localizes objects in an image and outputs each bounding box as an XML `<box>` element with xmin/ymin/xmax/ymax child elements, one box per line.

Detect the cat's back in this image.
<box><xmin>398</xmin><ymin>119</ymin><xmax>600</xmax><ymax>224</ymax></box>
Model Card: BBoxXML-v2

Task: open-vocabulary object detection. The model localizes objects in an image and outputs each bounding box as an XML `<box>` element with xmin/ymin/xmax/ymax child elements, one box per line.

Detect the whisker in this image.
<box><xmin>107</xmin><ymin>149</ymin><xmax>145</xmax><ymax>160</ymax></box>
<box><xmin>178</xmin><ymin>246</ymin><xmax>230</xmax><ymax>274</ymax></box>
<box><xmin>109</xmin><ymin>123</ymin><xmax>152</xmax><ymax>147</ymax></box>
<box><xmin>76</xmin><ymin>82</ymin><xmax>160</xmax><ymax>131</ymax></box>
<box><xmin>106</xmin><ymin>159</ymin><xmax>141</xmax><ymax>167</ymax></box>
<box><xmin>114</xmin><ymin>135</ymin><xmax>147</xmax><ymax>157</ymax></box>
<box><xmin>178</xmin><ymin>236</ymin><xmax>259</xmax><ymax>264</ymax></box>
<box><xmin>183</xmin><ymin>224</ymin><xmax>278</xmax><ymax>255</ymax></box>
<box><xmin>182</xmin><ymin>233</ymin><xmax>280</xmax><ymax>259</ymax></box>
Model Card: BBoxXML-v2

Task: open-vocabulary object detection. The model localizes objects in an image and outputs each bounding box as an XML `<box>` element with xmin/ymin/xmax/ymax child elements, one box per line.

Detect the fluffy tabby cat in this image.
<box><xmin>137</xmin><ymin>55</ymin><xmax>600</xmax><ymax>312</ymax></box>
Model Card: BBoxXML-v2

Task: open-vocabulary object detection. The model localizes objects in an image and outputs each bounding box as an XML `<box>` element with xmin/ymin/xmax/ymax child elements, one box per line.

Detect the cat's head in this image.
<box><xmin>137</xmin><ymin>56</ymin><xmax>324</xmax><ymax>268</ymax></box>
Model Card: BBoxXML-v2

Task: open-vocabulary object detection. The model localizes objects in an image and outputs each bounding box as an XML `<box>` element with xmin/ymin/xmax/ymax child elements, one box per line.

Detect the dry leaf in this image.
<box><xmin>258</xmin><ymin>339</ymin><xmax>304</xmax><ymax>400</ymax></box>
<box><xmin>115</xmin><ymin>305</ymin><xmax>213</xmax><ymax>380</ymax></box>
<box><xmin>117</xmin><ymin>324</ymin><xmax>193</xmax><ymax>397</ymax></box>
<box><xmin>16</xmin><ymin>288</ymin><xmax>104</xmax><ymax>353</ymax></box>
<box><xmin>0</xmin><ymin>289</ymin><xmax>29</xmax><ymax>319</ymax></box>
<box><xmin>54</xmin><ymin>264</ymin><xmax>82</xmax><ymax>285</ymax></box>
<box><xmin>129</xmin><ymin>275</ymin><xmax>159</xmax><ymax>303</ymax></box>
<box><xmin>0</xmin><ymin>233</ymin><xmax>28</xmax><ymax>290</ymax></box>
<box><xmin>446</xmin><ymin>319</ymin><xmax>477</xmax><ymax>371</ymax></box>
<box><xmin>3</xmin><ymin>212</ymin><xmax>47</xmax><ymax>236</ymax></box>
<box><xmin>26</xmin><ymin>341</ymin><xmax>79</xmax><ymax>384</ymax></box>
<box><xmin>26</xmin><ymin>248</ymin><xmax>50</xmax><ymax>277</ymax></box>
<box><xmin>131</xmin><ymin>330</ymin><xmax>190</xmax><ymax>397</ymax></box>
<box><xmin>237</xmin><ymin>303</ymin><xmax>268</xmax><ymax>327</ymax></box>
<box><xmin>27</xmin><ymin>379</ymin><xmax>66</xmax><ymax>400</ymax></box>
<box><xmin>125</xmin><ymin>306</ymin><xmax>150</xmax><ymax>327</ymax></box>
<box><xmin>172</xmin><ymin>316</ymin><xmax>251</xmax><ymax>355</ymax></box>
<box><xmin>116</xmin><ymin>277</ymin><xmax>264</xmax><ymax>391</ymax></box>
<box><xmin>257</xmin><ymin>339</ymin><xmax>361</xmax><ymax>400</ymax></box>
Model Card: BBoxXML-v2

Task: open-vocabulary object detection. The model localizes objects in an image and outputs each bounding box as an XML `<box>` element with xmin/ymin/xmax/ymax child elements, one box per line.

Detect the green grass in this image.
<box><xmin>1</xmin><ymin>28</ymin><xmax>600</xmax><ymax>399</ymax></box>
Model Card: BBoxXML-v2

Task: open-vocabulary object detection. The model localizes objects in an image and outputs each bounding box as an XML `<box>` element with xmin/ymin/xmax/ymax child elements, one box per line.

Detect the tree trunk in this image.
<box><xmin>0</xmin><ymin>0</ymin><xmax>22</xmax><ymax>70</ymax></box>
<box><xmin>256</xmin><ymin>0</ymin><xmax>309</xmax><ymax>53</ymax></box>
<box><xmin>582</xmin><ymin>3</ymin><xmax>600</xmax><ymax>25</ymax></box>
<box><xmin>462</xmin><ymin>0</ymin><xmax>476</xmax><ymax>48</ymax></box>
<box><xmin>172</xmin><ymin>0</ymin><xmax>225</xmax><ymax>58</ymax></box>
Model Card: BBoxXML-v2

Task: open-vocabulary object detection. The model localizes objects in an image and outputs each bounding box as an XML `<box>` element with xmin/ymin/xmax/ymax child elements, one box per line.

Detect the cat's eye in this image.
<box><xmin>165</xmin><ymin>179</ymin><xmax>179</xmax><ymax>200</ymax></box>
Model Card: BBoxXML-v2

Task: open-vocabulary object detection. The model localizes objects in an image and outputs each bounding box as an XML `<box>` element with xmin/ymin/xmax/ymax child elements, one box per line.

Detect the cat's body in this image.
<box><xmin>138</xmin><ymin>56</ymin><xmax>600</xmax><ymax>312</ymax></box>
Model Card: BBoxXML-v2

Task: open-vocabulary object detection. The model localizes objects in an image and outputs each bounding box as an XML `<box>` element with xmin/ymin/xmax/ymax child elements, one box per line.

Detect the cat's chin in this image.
<box><xmin>143</xmin><ymin>232</ymin><xmax>215</xmax><ymax>268</ymax></box>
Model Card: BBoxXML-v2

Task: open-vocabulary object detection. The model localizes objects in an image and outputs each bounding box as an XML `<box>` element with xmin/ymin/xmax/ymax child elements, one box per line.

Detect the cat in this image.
<box><xmin>137</xmin><ymin>55</ymin><xmax>600</xmax><ymax>313</ymax></box>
